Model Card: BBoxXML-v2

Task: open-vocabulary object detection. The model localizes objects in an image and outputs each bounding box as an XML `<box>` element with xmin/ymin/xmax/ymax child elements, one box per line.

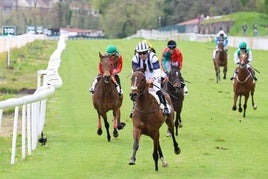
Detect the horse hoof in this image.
<box><xmin>232</xmin><ymin>106</ymin><xmax>237</xmax><ymax>111</ymax></box>
<box><xmin>178</xmin><ymin>123</ymin><xmax>183</xmax><ymax>128</ymax></box>
<box><xmin>175</xmin><ymin>147</ymin><xmax>181</xmax><ymax>155</ymax></box>
<box><xmin>117</xmin><ymin>122</ymin><xmax>126</xmax><ymax>130</ymax></box>
<box><xmin>162</xmin><ymin>161</ymin><xmax>168</xmax><ymax>167</ymax></box>
<box><xmin>253</xmin><ymin>105</ymin><xmax>257</xmax><ymax>110</ymax></box>
<box><xmin>128</xmin><ymin>160</ymin><xmax>135</xmax><ymax>165</ymax></box>
<box><xmin>97</xmin><ymin>128</ymin><xmax>102</xmax><ymax>136</ymax></box>
<box><xmin>113</xmin><ymin>130</ymin><xmax>119</xmax><ymax>138</ymax></box>
<box><xmin>166</xmin><ymin>130</ymin><xmax>171</xmax><ymax>137</ymax></box>
<box><xmin>238</xmin><ymin>108</ymin><xmax>243</xmax><ymax>113</ymax></box>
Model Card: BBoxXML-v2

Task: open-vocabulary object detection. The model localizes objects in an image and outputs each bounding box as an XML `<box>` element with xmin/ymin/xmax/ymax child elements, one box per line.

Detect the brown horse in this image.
<box><xmin>162</xmin><ymin>65</ymin><xmax>184</xmax><ymax>136</ymax></box>
<box><xmin>129</xmin><ymin>70</ymin><xmax>181</xmax><ymax>171</ymax></box>
<box><xmin>92</xmin><ymin>53</ymin><xmax>125</xmax><ymax>142</ymax></box>
<box><xmin>214</xmin><ymin>42</ymin><xmax>228</xmax><ymax>83</ymax></box>
<box><xmin>232</xmin><ymin>51</ymin><xmax>257</xmax><ymax>117</ymax></box>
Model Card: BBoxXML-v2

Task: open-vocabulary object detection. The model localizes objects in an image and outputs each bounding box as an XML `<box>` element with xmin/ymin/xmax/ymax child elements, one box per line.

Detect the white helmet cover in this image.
<box><xmin>136</xmin><ymin>42</ymin><xmax>149</xmax><ymax>52</ymax></box>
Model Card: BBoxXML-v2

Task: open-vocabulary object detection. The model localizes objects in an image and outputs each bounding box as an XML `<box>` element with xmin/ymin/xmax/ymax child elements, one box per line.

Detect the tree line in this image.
<box><xmin>1</xmin><ymin>0</ymin><xmax>267</xmax><ymax>38</ymax></box>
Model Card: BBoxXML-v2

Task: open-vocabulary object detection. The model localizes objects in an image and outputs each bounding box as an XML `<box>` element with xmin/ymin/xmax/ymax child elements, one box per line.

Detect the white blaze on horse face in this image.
<box><xmin>131</xmin><ymin>77</ymin><xmax>138</xmax><ymax>90</ymax></box>
<box><xmin>176</xmin><ymin>72</ymin><xmax>178</xmax><ymax>76</ymax></box>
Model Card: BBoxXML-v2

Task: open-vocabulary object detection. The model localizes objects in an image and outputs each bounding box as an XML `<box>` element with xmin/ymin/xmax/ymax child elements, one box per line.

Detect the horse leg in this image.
<box><xmin>129</xmin><ymin>128</ymin><xmax>141</xmax><ymax>165</ymax></box>
<box><xmin>251</xmin><ymin>89</ymin><xmax>257</xmax><ymax>110</ymax></box>
<box><xmin>165</xmin><ymin>116</ymin><xmax>181</xmax><ymax>154</ymax></box>
<box><xmin>152</xmin><ymin>133</ymin><xmax>160</xmax><ymax>171</ymax></box>
<box><xmin>102</xmin><ymin>113</ymin><xmax>111</xmax><ymax>142</ymax></box>
<box><xmin>158</xmin><ymin>145</ymin><xmax>168</xmax><ymax>167</ymax></box>
<box><xmin>97</xmin><ymin>113</ymin><xmax>102</xmax><ymax>135</ymax></box>
<box><xmin>112</xmin><ymin>110</ymin><xmax>119</xmax><ymax>138</ymax></box>
<box><xmin>115</xmin><ymin>109</ymin><xmax>126</xmax><ymax>130</ymax></box>
<box><xmin>217</xmin><ymin>68</ymin><xmax>221</xmax><ymax>82</ymax></box>
<box><xmin>174</xmin><ymin>112</ymin><xmax>182</xmax><ymax>136</ymax></box>
<box><xmin>214</xmin><ymin>65</ymin><xmax>220</xmax><ymax>83</ymax></box>
<box><xmin>232</xmin><ymin>94</ymin><xmax>238</xmax><ymax>111</ymax></box>
<box><xmin>238</xmin><ymin>96</ymin><xmax>243</xmax><ymax>113</ymax></box>
<box><xmin>243</xmin><ymin>95</ymin><xmax>249</xmax><ymax>117</ymax></box>
<box><xmin>223</xmin><ymin>65</ymin><xmax>227</xmax><ymax>79</ymax></box>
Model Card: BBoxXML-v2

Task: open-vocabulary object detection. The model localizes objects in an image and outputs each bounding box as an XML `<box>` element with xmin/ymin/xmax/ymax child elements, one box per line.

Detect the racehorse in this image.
<box><xmin>232</xmin><ymin>50</ymin><xmax>257</xmax><ymax>117</ymax></box>
<box><xmin>129</xmin><ymin>70</ymin><xmax>181</xmax><ymax>171</ymax></box>
<box><xmin>214</xmin><ymin>42</ymin><xmax>228</xmax><ymax>83</ymax></box>
<box><xmin>92</xmin><ymin>52</ymin><xmax>125</xmax><ymax>141</ymax></box>
<box><xmin>162</xmin><ymin>65</ymin><xmax>184</xmax><ymax>136</ymax></box>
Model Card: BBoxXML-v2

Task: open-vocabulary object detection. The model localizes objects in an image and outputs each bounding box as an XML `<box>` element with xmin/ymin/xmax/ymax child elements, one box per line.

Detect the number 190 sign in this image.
<box><xmin>2</xmin><ymin>26</ymin><xmax>16</xmax><ymax>36</ymax></box>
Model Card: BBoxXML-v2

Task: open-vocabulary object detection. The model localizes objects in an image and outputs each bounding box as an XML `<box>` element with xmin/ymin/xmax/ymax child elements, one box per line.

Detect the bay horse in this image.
<box><xmin>232</xmin><ymin>50</ymin><xmax>257</xmax><ymax>117</ymax></box>
<box><xmin>162</xmin><ymin>65</ymin><xmax>184</xmax><ymax>136</ymax></box>
<box><xmin>129</xmin><ymin>70</ymin><xmax>181</xmax><ymax>171</ymax></box>
<box><xmin>214</xmin><ymin>42</ymin><xmax>228</xmax><ymax>83</ymax></box>
<box><xmin>92</xmin><ymin>52</ymin><xmax>125</xmax><ymax>142</ymax></box>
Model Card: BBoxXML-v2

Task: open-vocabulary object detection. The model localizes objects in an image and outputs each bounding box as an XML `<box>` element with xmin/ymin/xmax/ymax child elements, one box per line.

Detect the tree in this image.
<box><xmin>93</xmin><ymin>0</ymin><xmax>164</xmax><ymax>38</ymax></box>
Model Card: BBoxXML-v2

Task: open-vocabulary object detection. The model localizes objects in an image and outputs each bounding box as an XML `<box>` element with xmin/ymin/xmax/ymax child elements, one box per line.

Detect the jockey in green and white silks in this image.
<box><xmin>230</xmin><ymin>41</ymin><xmax>257</xmax><ymax>81</ymax></box>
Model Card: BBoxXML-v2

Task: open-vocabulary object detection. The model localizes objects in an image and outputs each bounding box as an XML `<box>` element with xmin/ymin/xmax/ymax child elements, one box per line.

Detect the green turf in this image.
<box><xmin>1</xmin><ymin>39</ymin><xmax>268</xmax><ymax>178</ymax></box>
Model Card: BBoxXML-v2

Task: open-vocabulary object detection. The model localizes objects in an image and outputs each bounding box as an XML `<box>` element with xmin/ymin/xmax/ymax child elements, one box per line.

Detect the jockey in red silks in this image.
<box><xmin>90</xmin><ymin>45</ymin><xmax>123</xmax><ymax>95</ymax></box>
<box><xmin>160</xmin><ymin>40</ymin><xmax>188</xmax><ymax>95</ymax></box>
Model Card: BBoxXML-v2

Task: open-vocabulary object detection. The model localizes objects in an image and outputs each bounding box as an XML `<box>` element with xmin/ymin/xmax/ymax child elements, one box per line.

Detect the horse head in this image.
<box><xmin>99</xmin><ymin>52</ymin><xmax>112</xmax><ymax>83</ymax></box>
<box><xmin>218</xmin><ymin>41</ymin><xmax>224</xmax><ymax>51</ymax></box>
<box><xmin>239</xmin><ymin>50</ymin><xmax>249</xmax><ymax>68</ymax></box>
<box><xmin>168</xmin><ymin>65</ymin><xmax>182</xmax><ymax>92</ymax></box>
<box><xmin>130</xmin><ymin>70</ymin><xmax>146</xmax><ymax>101</ymax></box>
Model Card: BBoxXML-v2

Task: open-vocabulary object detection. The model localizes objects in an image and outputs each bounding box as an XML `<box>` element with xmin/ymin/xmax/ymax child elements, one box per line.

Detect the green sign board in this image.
<box><xmin>2</xmin><ymin>26</ymin><xmax>16</xmax><ymax>36</ymax></box>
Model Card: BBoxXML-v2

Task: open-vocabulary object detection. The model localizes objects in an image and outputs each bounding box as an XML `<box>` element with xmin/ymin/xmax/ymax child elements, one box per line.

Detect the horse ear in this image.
<box><xmin>99</xmin><ymin>52</ymin><xmax>103</xmax><ymax>59</ymax></box>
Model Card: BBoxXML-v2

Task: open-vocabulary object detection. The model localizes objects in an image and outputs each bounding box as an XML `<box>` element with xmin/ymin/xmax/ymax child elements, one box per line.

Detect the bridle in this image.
<box><xmin>236</xmin><ymin>52</ymin><xmax>251</xmax><ymax>83</ymax></box>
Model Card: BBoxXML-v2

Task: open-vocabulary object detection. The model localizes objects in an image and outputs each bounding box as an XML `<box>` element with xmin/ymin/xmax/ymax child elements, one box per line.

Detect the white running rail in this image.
<box><xmin>0</xmin><ymin>34</ymin><xmax>66</xmax><ymax>164</ymax></box>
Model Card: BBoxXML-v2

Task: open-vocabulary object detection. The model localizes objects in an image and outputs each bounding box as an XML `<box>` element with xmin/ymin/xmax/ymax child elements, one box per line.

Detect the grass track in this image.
<box><xmin>1</xmin><ymin>39</ymin><xmax>268</xmax><ymax>178</ymax></box>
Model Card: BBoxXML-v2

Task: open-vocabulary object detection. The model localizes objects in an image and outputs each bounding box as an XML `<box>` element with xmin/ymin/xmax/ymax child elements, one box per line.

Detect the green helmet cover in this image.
<box><xmin>106</xmin><ymin>45</ymin><xmax>117</xmax><ymax>54</ymax></box>
<box><xmin>239</xmin><ymin>41</ymin><xmax>247</xmax><ymax>49</ymax></box>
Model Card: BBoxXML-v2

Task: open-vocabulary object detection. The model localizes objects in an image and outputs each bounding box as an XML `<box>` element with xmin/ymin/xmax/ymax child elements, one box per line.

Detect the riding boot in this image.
<box><xmin>115</xmin><ymin>75</ymin><xmax>123</xmax><ymax>95</ymax></box>
<box><xmin>129</xmin><ymin>101</ymin><xmax>135</xmax><ymax>118</ymax></box>
<box><xmin>248</xmin><ymin>68</ymin><xmax>257</xmax><ymax>81</ymax></box>
<box><xmin>156</xmin><ymin>90</ymin><xmax>170</xmax><ymax>116</ymax></box>
<box><xmin>230</xmin><ymin>68</ymin><xmax>238</xmax><ymax>80</ymax></box>
<box><xmin>180</xmin><ymin>76</ymin><xmax>188</xmax><ymax>95</ymax></box>
<box><xmin>89</xmin><ymin>76</ymin><xmax>98</xmax><ymax>94</ymax></box>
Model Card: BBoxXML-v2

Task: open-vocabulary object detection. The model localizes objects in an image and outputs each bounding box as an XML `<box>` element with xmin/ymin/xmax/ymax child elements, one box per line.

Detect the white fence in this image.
<box><xmin>0</xmin><ymin>34</ymin><xmax>47</xmax><ymax>53</ymax></box>
<box><xmin>0</xmin><ymin>34</ymin><xmax>65</xmax><ymax>164</ymax></box>
<box><xmin>127</xmin><ymin>29</ymin><xmax>268</xmax><ymax>50</ymax></box>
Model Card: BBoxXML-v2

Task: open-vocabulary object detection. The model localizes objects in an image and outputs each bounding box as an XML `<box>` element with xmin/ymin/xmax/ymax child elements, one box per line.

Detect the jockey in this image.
<box><xmin>212</xmin><ymin>29</ymin><xmax>228</xmax><ymax>61</ymax></box>
<box><xmin>160</xmin><ymin>40</ymin><xmax>188</xmax><ymax>95</ymax></box>
<box><xmin>230</xmin><ymin>41</ymin><xmax>257</xmax><ymax>81</ymax></box>
<box><xmin>89</xmin><ymin>45</ymin><xmax>123</xmax><ymax>95</ymax></box>
<box><xmin>131</xmin><ymin>41</ymin><xmax>170</xmax><ymax>116</ymax></box>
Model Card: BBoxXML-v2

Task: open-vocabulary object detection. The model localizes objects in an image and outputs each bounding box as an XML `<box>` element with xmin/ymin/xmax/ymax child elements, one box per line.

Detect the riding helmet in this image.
<box><xmin>106</xmin><ymin>45</ymin><xmax>117</xmax><ymax>55</ymax></box>
<box><xmin>239</xmin><ymin>41</ymin><xmax>247</xmax><ymax>49</ymax></box>
<box><xmin>167</xmin><ymin>40</ymin><xmax>177</xmax><ymax>48</ymax></box>
<box><xmin>219</xmin><ymin>30</ymin><xmax>225</xmax><ymax>34</ymax></box>
<box><xmin>136</xmin><ymin>41</ymin><xmax>149</xmax><ymax>52</ymax></box>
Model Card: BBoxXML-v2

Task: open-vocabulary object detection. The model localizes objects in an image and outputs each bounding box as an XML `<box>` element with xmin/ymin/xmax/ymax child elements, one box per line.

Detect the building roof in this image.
<box><xmin>177</xmin><ymin>18</ymin><xmax>200</xmax><ymax>25</ymax></box>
